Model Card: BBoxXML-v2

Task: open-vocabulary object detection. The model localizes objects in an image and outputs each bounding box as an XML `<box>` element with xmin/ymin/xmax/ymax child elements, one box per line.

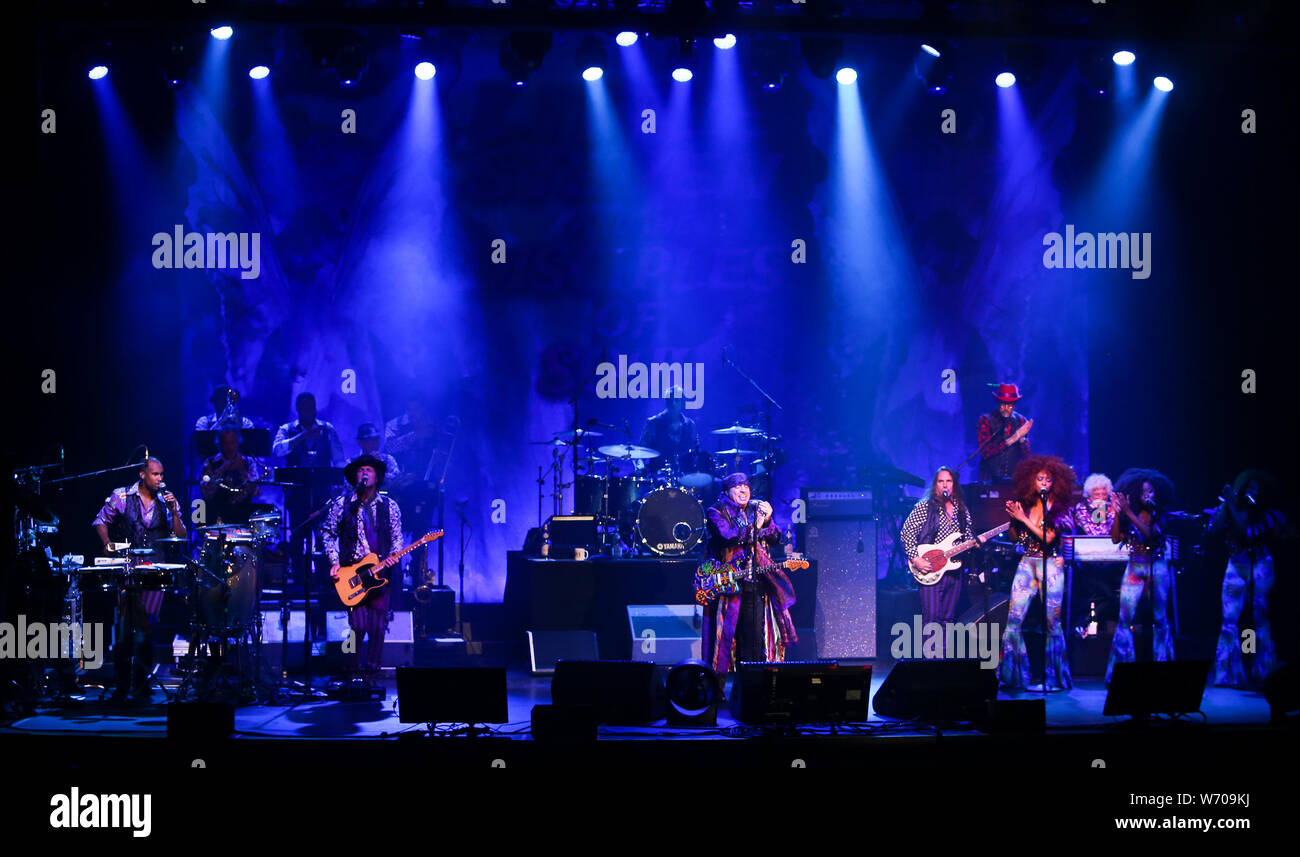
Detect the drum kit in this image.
<box><xmin>535</xmin><ymin>422</ymin><xmax>783</xmax><ymax>557</ymax></box>
<box><xmin>63</xmin><ymin>513</ymin><xmax>286</xmax><ymax>702</ymax></box>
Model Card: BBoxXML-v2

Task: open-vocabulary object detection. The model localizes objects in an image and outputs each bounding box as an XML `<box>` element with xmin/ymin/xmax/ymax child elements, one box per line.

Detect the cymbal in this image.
<box><xmin>597</xmin><ymin>443</ymin><xmax>660</xmax><ymax>460</ymax></box>
<box><xmin>710</xmin><ymin>423</ymin><xmax>762</xmax><ymax>436</ymax></box>
<box><xmin>552</xmin><ymin>428</ymin><xmax>602</xmax><ymax>441</ymax></box>
<box><xmin>152</xmin><ymin>537</ymin><xmax>188</xmax><ymax>545</ymax></box>
<box><xmin>715</xmin><ymin>448</ymin><xmax>758</xmax><ymax>457</ymax></box>
<box><xmin>14</xmin><ymin>486</ymin><xmax>58</xmax><ymax>524</ymax></box>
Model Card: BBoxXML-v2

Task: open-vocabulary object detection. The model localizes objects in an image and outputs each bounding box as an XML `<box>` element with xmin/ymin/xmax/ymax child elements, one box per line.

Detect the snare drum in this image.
<box><xmin>635</xmin><ymin>486</ymin><xmax>705</xmax><ymax>556</ymax></box>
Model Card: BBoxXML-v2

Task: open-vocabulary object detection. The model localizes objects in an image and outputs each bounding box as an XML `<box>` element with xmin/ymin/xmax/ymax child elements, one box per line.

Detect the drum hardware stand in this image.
<box><xmin>283</xmin><ymin>497</ymin><xmax>334</xmax><ymax>699</ymax></box>
<box><xmin>722</xmin><ymin>346</ymin><xmax>783</xmax><ymax>496</ymax></box>
<box><xmin>453</xmin><ymin>499</ymin><xmax>472</xmax><ymax>639</ymax></box>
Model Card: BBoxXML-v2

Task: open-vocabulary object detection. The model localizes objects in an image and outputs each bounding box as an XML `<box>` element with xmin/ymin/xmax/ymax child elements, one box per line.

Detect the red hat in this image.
<box><xmin>993</xmin><ymin>383</ymin><xmax>1022</xmax><ymax>402</ymax></box>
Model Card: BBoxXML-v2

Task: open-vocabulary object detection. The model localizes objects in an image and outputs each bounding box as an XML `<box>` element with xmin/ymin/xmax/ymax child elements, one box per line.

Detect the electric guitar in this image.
<box><xmin>334</xmin><ymin>530</ymin><xmax>444</xmax><ymax>607</ymax></box>
<box><xmin>910</xmin><ymin>522</ymin><xmax>1010</xmax><ymax>585</ymax></box>
<box><xmin>694</xmin><ymin>556</ymin><xmax>810</xmax><ymax>605</ymax></box>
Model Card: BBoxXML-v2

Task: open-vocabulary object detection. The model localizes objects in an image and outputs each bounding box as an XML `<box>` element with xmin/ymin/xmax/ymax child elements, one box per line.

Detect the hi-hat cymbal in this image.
<box><xmin>597</xmin><ymin>443</ymin><xmax>660</xmax><ymax>460</ymax></box>
<box><xmin>715</xmin><ymin>448</ymin><xmax>758</xmax><ymax>457</ymax></box>
<box><xmin>710</xmin><ymin>423</ymin><xmax>762</xmax><ymax>436</ymax></box>
<box><xmin>552</xmin><ymin>428</ymin><xmax>602</xmax><ymax>441</ymax></box>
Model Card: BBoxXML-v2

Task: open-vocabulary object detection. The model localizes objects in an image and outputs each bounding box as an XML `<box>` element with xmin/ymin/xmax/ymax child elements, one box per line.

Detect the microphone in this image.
<box><xmin>942</xmin><ymin>489</ymin><xmax>950</xmax><ymax>499</ymax></box>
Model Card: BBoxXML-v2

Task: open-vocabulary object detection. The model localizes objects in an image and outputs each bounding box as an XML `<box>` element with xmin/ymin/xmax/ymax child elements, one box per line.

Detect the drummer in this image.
<box><xmin>637</xmin><ymin>386</ymin><xmax>701</xmax><ymax>477</ymax></box>
<box><xmin>200</xmin><ymin>422</ymin><xmax>265</xmax><ymax>525</ymax></box>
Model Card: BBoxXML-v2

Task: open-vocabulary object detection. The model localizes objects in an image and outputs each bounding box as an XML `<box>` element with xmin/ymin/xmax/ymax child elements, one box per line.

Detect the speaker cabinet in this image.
<box><xmin>806</xmin><ymin>518</ymin><xmax>877</xmax><ymax>658</ymax></box>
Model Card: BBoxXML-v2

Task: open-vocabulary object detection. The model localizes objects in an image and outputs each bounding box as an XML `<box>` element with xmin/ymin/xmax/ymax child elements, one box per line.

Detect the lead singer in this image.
<box><xmin>324</xmin><ymin>454</ymin><xmax>404</xmax><ymax>684</ymax></box>
<box><xmin>1000</xmin><ymin>455</ymin><xmax>1076</xmax><ymax>690</ymax></box>
<box><xmin>701</xmin><ymin>473</ymin><xmax>798</xmax><ymax>673</ymax></box>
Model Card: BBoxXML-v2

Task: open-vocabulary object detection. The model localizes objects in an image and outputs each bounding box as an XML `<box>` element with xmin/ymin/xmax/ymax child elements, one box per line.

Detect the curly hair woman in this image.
<box><xmin>1105</xmin><ymin>468</ymin><xmax>1177</xmax><ymax>684</ymax></box>
<box><xmin>1000</xmin><ymin>454</ymin><xmax>1076</xmax><ymax>690</ymax></box>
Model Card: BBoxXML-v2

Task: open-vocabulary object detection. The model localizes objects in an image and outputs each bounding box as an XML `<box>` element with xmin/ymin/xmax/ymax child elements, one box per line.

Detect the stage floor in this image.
<box><xmin>2</xmin><ymin>661</ymin><xmax>1275</xmax><ymax>741</ymax></box>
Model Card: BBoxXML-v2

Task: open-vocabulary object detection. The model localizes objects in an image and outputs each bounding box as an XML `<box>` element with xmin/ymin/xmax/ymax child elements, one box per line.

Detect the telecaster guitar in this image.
<box><xmin>334</xmin><ymin>530</ymin><xmax>444</xmax><ymax>607</ymax></box>
<box><xmin>910</xmin><ymin>522</ymin><xmax>1010</xmax><ymax>585</ymax></box>
<box><xmin>694</xmin><ymin>557</ymin><xmax>810</xmax><ymax>605</ymax></box>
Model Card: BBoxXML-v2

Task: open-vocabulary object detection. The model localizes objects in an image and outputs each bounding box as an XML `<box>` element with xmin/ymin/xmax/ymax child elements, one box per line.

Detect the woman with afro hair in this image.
<box><xmin>1000</xmin><ymin>454</ymin><xmax>1077</xmax><ymax>690</ymax></box>
<box><xmin>1105</xmin><ymin>468</ymin><xmax>1177</xmax><ymax>684</ymax></box>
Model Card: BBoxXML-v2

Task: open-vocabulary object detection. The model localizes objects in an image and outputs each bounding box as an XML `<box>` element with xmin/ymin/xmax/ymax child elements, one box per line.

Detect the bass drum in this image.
<box><xmin>196</xmin><ymin>544</ymin><xmax>259</xmax><ymax>633</ymax></box>
<box><xmin>635</xmin><ymin>486</ymin><xmax>705</xmax><ymax>556</ymax></box>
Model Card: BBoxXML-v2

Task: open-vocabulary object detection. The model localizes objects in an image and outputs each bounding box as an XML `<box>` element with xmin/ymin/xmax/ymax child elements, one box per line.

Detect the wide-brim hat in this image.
<box><xmin>993</xmin><ymin>383</ymin><xmax>1022</xmax><ymax>402</ymax></box>
<box><xmin>345</xmin><ymin>454</ymin><xmax>387</xmax><ymax>488</ymax></box>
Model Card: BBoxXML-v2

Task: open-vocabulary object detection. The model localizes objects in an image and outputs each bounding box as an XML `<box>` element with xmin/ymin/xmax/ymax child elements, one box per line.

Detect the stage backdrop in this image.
<box><xmin>47</xmin><ymin>33</ymin><xmax>1126</xmax><ymax>600</ymax></box>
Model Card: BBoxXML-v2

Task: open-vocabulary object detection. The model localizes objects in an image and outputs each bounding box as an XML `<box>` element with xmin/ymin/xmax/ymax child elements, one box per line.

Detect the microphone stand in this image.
<box><xmin>1030</xmin><ymin>490</ymin><xmax>1062</xmax><ymax>694</ymax></box>
<box><xmin>286</xmin><ymin>494</ymin><xmax>334</xmax><ymax>698</ymax></box>
<box><xmin>455</xmin><ymin>502</ymin><xmax>472</xmax><ymax>638</ymax></box>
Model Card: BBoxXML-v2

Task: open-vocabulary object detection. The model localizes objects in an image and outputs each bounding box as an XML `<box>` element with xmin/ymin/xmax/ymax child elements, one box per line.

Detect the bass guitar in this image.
<box><xmin>910</xmin><ymin>522</ymin><xmax>1010</xmax><ymax>585</ymax></box>
<box><xmin>334</xmin><ymin>530</ymin><xmax>444</xmax><ymax>607</ymax></box>
<box><xmin>694</xmin><ymin>556</ymin><xmax>810</xmax><ymax>605</ymax></box>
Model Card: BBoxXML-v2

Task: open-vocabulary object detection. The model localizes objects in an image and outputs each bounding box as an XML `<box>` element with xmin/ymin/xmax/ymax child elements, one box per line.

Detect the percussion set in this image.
<box><xmin>537</xmin><ymin>422</ymin><xmax>784</xmax><ymax>557</ymax></box>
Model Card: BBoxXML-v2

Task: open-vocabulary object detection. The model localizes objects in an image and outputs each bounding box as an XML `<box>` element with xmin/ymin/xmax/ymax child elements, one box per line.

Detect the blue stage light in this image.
<box><xmin>210</xmin><ymin>26</ymin><xmax>233</xmax><ymax>41</ymax></box>
<box><xmin>995</xmin><ymin>72</ymin><xmax>1016</xmax><ymax>88</ymax></box>
<box><xmin>921</xmin><ymin>43</ymin><xmax>941</xmax><ymax>58</ymax></box>
<box><xmin>714</xmin><ymin>34</ymin><xmax>736</xmax><ymax>50</ymax></box>
<box><xmin>249</xmin><ymin>66</ymin><xmax>269</xmax><ymax>80</ymax></box>
<box><xmin>835</xmin><ymin>67</ymin><xmax>858</xmax><ymax>85</ymax></box>
<box><xmin>1112</xmin><ymin>50</ymin><xmax>1136</xmax><ymax>66</ymax></box>
<box><xmin>415</xmin><ymin>62</ymin><xmax>436</xmax><ymax>80</ymax></box>
<box><xmin>672</xmin><ymin>67</ymin><xmax>693</xmax><ymax>83</ymax></box>
<box><xmin>88</xmin><ymin>66</ymin><xmax>108</xmax><ymax>80</ymax></box>
<box><xmin>1154</xmin><ymin>76</ymin><xmax>1173</xmax><ymax>92</ymax></box>
<box><xmin>616</xmin><ymin>32</ymin><xmax>639</xmax><ymax>47</ymax></box>
<box><xmin>583</xmin><ymin>66</ymin><xmax>604</xmax><ymax>81</ymax></box>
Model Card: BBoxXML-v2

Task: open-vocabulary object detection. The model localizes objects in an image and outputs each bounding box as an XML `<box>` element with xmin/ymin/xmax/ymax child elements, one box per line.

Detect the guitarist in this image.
<box><xmin>701</xmin><ymin>473</ymin><xmax>797</xmax><ymax>674</ymax></box>
<box><xmin>323</xmin><ymin>454</ymin><xmax>405</xmax><ymax>683</ymax></box>
<box><xmin>900</xmin><ymin>467</ymin><xmax>979</xmax><ymax>651</ymax></box>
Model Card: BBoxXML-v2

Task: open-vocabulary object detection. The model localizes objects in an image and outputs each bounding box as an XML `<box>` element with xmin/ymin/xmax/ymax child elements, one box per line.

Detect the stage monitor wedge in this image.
<box><xmin>1103</xmin><ymin>660</ymin><xmax>1209</xmax><ymax>718</ymax></box>
<box><xmin>873</xmin><ymin>659</ymin><xmax>997</xmax><ymax>722</ymax></box>
<box><xmin>396</xmin><ymin>667</ymin><xmax>509</xmax><ymax>724</ymax></box>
